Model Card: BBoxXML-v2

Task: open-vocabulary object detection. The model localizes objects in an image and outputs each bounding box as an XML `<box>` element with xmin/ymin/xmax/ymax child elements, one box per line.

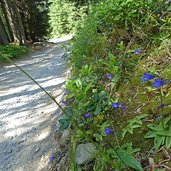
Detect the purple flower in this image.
<box><xmin>61</xmin><ymin>99</ymin><xmax>67</xmax><ymax>105</ymax></box>
<box><xmin>160</xmin><ymin>15</ymin><xmax>164</xmax><ymax>19</ymax></box>
<box><xmin>112</xmin><ymin>102</ymin><xmax>120</xmax><ymax>108</ymax></box>
<box><xmin>107</xmin><ymin>73</ymin><xmax>113</xmax><ymax>79</ymax></box>
<box><xmin>141</xmin><ymin>72</ymin><xmax>155</xmax><ymax>81</ymax></box>
<box><xmin>152</xmin><ymin>79</ymin><xmax>165</xmax><ymax>88</ymax></box>
<box><xmin>134</xmin><ymin>49</ymin><xmax>142</xmax><ymax>55</ymax></box>
<box><xmin>105</xmin><ymin>128</ymin><xmax>112</xmax><ymax>135</ymax></box>
<box><xmin>167</xmin><ymin>0</ymin><xmax>171</xmax><ymax>3</ymax></box>
<box><xmin>120</xmin><ymin>105</ymin><xmax>127</xmax><ymax>110</ymax></box>
<box><xmin>84</xmin><ymin>113</ymin><xmax>91</xmax><ymax>118</ymax></box>
<box><xmin>50</xmin><ymin>156</ymin><xmax>55</xmax><ymax>161</ymax></box>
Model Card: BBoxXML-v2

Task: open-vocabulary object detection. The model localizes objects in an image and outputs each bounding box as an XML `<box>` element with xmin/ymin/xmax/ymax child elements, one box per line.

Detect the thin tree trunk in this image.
<box><xmin>0</xmin><ymin>0</ymin><xmax>13</xmax><ymax>42</ymax></box>
<box><xmin>0</xmin><ymin>16</ymin><xmax>9</xmax><ymax>44</ymax></box>
<box><xmin>3</xmin><ymin>0</ymin><xmax>26</xmax><ymax>45</ymax></box>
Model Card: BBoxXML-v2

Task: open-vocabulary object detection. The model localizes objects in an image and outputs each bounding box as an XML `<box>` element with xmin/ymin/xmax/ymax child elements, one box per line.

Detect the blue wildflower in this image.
<box><xmin>160</xmin><ymin>15</ymin><xmax>164</xmax><ymax>19</ymax></box>
<box><xmin>84</xmin><ymin>113</ymin><xmax>91</xmax><ymax>118</ymax></box>
<box><xmin>105</xmin><ymin>128</ymin><xmax>112</xmax><ymax>135</ymax></box>
<box><xmin>134</xmin><ymin>49</ymin><xmax>142</xmax><ymax>55</ymax></box>
<box><xmin>120</xmin><ymin>105</ymin><xmax>127</xmax><ymax>110</ymax></box>
<box><xmin>107</xmin><ymin>73</ymin><xmax>113</xmax><ymax>79</ymax></box>
<box><xmin>61</xmin><ymin>99</ymin><xmax>67</xmax><ymax>105</ymax></box>
<box><xmin>152</xmin><ymin>79</ymin><xmax>165</xmax><ymax>88</ymax></box>
<box><xmin>50</xmin><ymin>156</ymin><xmax>55</xmax><ymax>161</ymax></box>
<box><xmin>141</xmin><ymin>72</ymin><xmax>155</xmax><ymax>81</ymax></box>
<box><xmin>112</xmin><ymin>102</ymin><xmax>120</xmax><ymax>108</ymax></box>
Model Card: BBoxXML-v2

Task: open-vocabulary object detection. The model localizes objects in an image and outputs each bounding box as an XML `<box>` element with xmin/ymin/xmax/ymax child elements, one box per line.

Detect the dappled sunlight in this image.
<box><xmin>35</xmin><ymin>127</ymin><xmax>51</xmax><ymax>142</ymax></box>
<box><xmin>0</xmin><ymin>44</ymin><xmax>68</xmax><ymax>170</ymax></box>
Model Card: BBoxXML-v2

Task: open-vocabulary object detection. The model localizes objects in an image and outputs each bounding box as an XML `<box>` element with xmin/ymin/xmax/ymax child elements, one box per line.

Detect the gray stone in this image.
<box><xmin>76</xmin><ymin>143</ymin><xmax>97</xmax><ymax>165</ymax></box>
<box><xmin>34</xmin><ymin>146</ymin><xmax>40</xmax><ymax>153</ymax></box>
<box><xmin>59</xmin><ymin>129</ymin><xmax>71</xmax><ymax>146</ymax></box>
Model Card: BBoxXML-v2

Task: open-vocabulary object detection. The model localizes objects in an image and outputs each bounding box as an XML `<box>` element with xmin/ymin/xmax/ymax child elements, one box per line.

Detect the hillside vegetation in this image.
<box><xmin>61</xmin><ymin>0</ymin><xmax>171</xmax><ymax>170</ymax></box>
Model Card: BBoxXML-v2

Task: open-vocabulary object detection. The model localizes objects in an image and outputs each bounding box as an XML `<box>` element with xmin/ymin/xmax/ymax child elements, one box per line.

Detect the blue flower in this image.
<box><xmin>134</xmin><ymin>49</ymin><xmax>142</xmax><ymax>55</ymax></box>
<box><xmin>112</xmin><ymin>102</ymin><xmax>120</xmax><ymax>108</ymax></box>
<box><xmin>50</xmin><ymin>156</ymin><xmax>55</xmax><ymax>161</ymax></box>
<box><xmin>105</xmin><ymin>128</ymin><xmax>112</xmax><ymax>135</ymax></box>
<box><xmin>152</xmin><ymin>79</ymin><xmax>165</xmax><ymax>88</ymax></box>
<box><xmin>141</xmin><ymin>72</ymin><xmax>155</xmax><ymax>81</ymax></box>
<box><xmin>61</xmin><ymin>99</ymin><xmax>67</xmax><ymax>105</ymax></box>
<box><xmin>84</xmin><ymin>113</ymin><xmax>91</xmax><ymax>118</ymax></box>
<box><xmin>120</xmin><ymin>105</ymin><xmax>127</xmax><ymax>110</ymax></box>
<box><xmin>107</xmin><ymin>73</ymin><xmax>113</xmax><ymax>79</ymax></box>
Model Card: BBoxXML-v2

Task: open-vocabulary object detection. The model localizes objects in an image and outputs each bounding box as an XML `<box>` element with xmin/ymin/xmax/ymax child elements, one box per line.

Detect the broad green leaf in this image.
<box><xmin>59</xmin><ymin>118</ymin><xmax>70</xmax><ymax>130</ymax></box>
<box><xmin>165</xmin><ymin>137</ymin><xmax>171</xmax><ymax>149</ymax></box>
<box><xmin>99</xmin><ymin>91</ymin><xmax>107</xmax><ymax>102</ymax></box>
<box><xmin>94</xmin><ymin>104</ymin><xmax>102</xmax><ymax>115</ymax></box>
<box><xmin>147</xmin><ymin>124</ymin><xmax>161</xmax><ymax>131</ymax></box>
<box><xmin>76</xmin><ymin>79</ymin><xmax>82</xmax><ymax>88</ymax></box>
<box><xmin>131</xmin><ymin>124</ymin><xmax>142</xmax><ymax>129</ymax></box>
<box><xmin>154</xmin><ymin>135</ymin><xmax>165</xmax><ymax>150</ymax></box>
<box><xmin>117</xmin><ymin>150</ymin><xmax>143</xmax><ymax>171</ymax></box>
<box><xmin>128</xmin><ymin>127</ymin><xmax>133</xmax><ymax>134</ymax></box>
<box><xmin>85</xmin><ymin>82</ymin><xmax>93</xmax><ymax>93</ymax></box>
<box><xmin>157</xmin><ymin>130</ymin><xmax>171</xmax><ymax>137</ymax></box>
<box><xmin>144</xmin><ymin>131</ymin><xmax>156</xmax><ymax>138</ymax></box>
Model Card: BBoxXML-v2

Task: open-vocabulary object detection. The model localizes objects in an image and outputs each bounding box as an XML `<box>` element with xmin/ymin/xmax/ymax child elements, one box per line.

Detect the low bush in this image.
<box><xmin>0</xmin><ymin>45</ymin><xmax>29</xmax><ymax>62</ymax></box>
<box><xmin>60</xmin><ymin>0</ymin><xmax>171</xmax><ymax>170</ymax></box>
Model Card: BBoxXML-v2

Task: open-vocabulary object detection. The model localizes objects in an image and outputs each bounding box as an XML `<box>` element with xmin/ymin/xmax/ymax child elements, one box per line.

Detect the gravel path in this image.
<box><xmin>0</xmin><ymin>44</ymin><xmax>69</xmax><ymax>171</ymax></box>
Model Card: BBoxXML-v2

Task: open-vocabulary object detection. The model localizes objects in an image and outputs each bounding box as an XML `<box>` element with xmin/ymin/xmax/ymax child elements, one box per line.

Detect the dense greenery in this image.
<box><xmin>60</xmin><ymin>0</ymin><xmax>171</xmax><ymax>170</ymax></box>
<box><xmin>0</xmin><ymin>45</ymin><xmax>29</xmax><ymax>62</ymax></box>
<box><xmin>48</xmin><ymin>0</ymin><xmax>98</xmax><ymax>36</ymax></box>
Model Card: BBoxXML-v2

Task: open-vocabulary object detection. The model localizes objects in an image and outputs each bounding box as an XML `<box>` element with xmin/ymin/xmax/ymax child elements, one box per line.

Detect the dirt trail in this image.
<box><xmin>0</xmin><ymin>43</ymin><xmax>69</xmax><ymax>171</ymax></box>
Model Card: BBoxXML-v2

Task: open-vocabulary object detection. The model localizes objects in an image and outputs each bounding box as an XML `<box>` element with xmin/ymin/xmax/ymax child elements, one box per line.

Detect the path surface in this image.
<box><xmin>0</xmin><ymin>43</ymin><xmax>69</xmax><ymax>171</ymax></box>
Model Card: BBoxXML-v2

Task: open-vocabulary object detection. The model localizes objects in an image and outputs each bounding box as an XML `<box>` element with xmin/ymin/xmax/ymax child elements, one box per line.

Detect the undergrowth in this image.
<box><xmin>60</xmin><ymin>0</ymin><xmax>171</xmax><ymax>170</ymax></box>
<box><xmin>0</xmin><ymin>45</ymin><xmax>29</xmax><ymax>63</ymax></box>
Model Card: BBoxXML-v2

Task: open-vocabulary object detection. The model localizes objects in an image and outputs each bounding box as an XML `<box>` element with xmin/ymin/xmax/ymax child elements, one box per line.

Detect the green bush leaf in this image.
<box><xmin>94</xmin><ymin>104</ymin><xmax>102</xmax><ymax>115</ymax></box>
<box><xmin>144</xmin><ymin>131</ymin><xmax>156</xmax><ymax>138</ymax></box>
<box><xmin>165</xmin><ymin>137</ymin><xmax>171</xmax><ymax>149</ymax></box>
<box><xmin>117</xmin><ymin>150</ymin><xmax>143</xmax><ymax>171</ymax></box>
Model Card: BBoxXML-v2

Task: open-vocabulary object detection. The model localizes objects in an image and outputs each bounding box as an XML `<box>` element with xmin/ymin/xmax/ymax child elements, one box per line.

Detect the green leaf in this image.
<box><xmin>85</xmin><ymin>82</ymin><xmax>93</xmax><ymax>93</ymax></box>
<box><xmin>144</xmin><ymin>131</ymin><xmax>156</xmax><ymax>138</ymax></box>
<box><xmin>165</xmin><ymin>137</ymin><xmax>171</xmax><ymax>149</ymax></box>
<box><xmin>59</xmin><ymin>118</ymin><xmax>70</xmax><ymax>130</ymax></box>
<box><xmin>154</xmin><ymin>135</ymin><xmax>165</xmax><ymax>150</ymax></box>
<box><xmin>131</xmin><ymin>124</ymin><xmax>142</xmax><ymax>129</ymax></box>
<box><xmin>157</xmin><ymin>130</ymin><xmax>171</xmax><ymax>137</ymax></box>
<box><xmin>94</xmin><ymin>104</ymin><xmax>102</xmax><ymax>115</ymax></box>
<box><xmin>117</xmin><ymin>150</ymin><xmax>143</xmax><ymax>171</ymax></box>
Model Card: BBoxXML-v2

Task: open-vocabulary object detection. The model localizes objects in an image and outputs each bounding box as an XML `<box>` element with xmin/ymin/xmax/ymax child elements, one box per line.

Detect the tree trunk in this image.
<box><xmin>3</xmin><ymin>0</ymin><xmax>26</xmax><ymax>45</ymax></box>
<box><xmin>0</xmin><ymin>16</ymin><xmax>9</xmax><ymax>44</ymax></box>
<box><xmin>0</xmin><ymin>0</ymin><xmax>13</xmax><ymax>42</ymax></box>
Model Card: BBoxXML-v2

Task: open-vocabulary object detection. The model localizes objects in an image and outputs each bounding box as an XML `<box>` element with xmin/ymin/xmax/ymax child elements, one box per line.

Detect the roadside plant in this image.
<box><xmin>144</xmin><ymin>116</ymin><xmax>171</xmax><ymax>150</ymax></box>
<box><xmin>122</xmin><ymin>114</ymin><xmax>148</xmax><ymax>139</ymax></box>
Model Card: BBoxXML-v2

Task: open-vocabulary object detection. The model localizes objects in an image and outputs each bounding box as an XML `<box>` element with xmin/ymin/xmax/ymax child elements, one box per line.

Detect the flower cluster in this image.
<box><xmin>112</xmin><ymin>102</ymin><xmax>127</xmax><ymax>110</ymax></box>
<box><xmin>141</xmin><ymin>72</ymin><xmax>169</xmax><ymax>88</ymax></box>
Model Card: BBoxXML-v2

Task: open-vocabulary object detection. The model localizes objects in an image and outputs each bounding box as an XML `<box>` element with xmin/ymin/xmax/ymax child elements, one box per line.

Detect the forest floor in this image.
<box><xmin>0</xmin><ymin>42</ymin><xmax>69</xmax><ymax>171</ymax></box>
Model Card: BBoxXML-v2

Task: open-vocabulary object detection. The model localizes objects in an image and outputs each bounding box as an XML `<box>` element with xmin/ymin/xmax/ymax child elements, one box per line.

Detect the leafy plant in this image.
<box><xmin>144</xmin><ymin>116</ymin><xmax>171</xmax><ymax>150</ymax></box>
<box><xmin>122</xmin><ymin>114</ymin><xmax>148</xmax><ymax>139</ymax></box>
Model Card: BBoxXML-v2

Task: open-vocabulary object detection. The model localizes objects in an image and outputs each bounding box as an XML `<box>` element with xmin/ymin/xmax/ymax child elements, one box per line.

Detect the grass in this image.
<box><xmin>0</xmin><ymin>45</ymin><xmax>29</xmax><ymax>62</ymax></box>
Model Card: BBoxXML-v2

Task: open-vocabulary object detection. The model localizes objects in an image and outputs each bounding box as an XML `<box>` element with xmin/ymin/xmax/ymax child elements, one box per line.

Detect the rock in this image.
<box><xmin>33</xmin><ymin>146</ymin><xmax>40</xmax><ymax>153</ymax></box>
<box><xmin>59</xmin><ymin>129</ymin><xmax>71</xmax><ymax>146</ymax></box>
<box><xmin>76</xmin><ymin>143</ymin><xmax>97</xmax><ymax>165</ymax></box>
